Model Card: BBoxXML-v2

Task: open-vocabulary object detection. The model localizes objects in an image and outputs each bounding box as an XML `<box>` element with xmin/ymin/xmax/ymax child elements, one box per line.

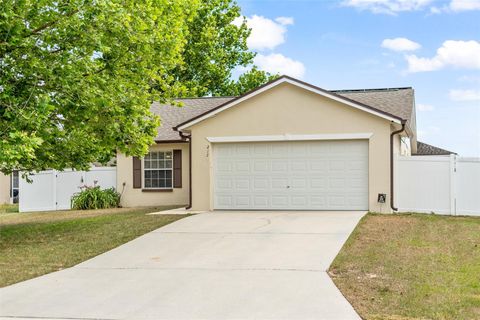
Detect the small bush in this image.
<box><xmin>71</xmin><ymin>186</ymin><xmax>120</xmax><ymax>210</ymax></box>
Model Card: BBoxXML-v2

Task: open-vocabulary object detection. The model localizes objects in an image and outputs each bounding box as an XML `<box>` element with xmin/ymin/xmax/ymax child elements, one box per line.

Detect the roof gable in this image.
<box><xmin>174</xmin><ymin>76</ymin><xmax>405</xmax><ymax>131</ymax></box>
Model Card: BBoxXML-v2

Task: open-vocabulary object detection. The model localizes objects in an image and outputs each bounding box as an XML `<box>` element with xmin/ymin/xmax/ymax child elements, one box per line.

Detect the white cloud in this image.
<box><xmin>449</xmin><ymin>0</ymin><xmax>480</xmax><ymax>11</ymax></box>
<box><xmin>406</xmin><ymin>40</ymin><xmax>480</xmax><ymax>72</ymax></box>
<box><xmin>275</xmin><ymin>17</ymin><xmax>294</xmax><ymax>25</ymax></box>
<box><xmin>233</xmin><ymin>15</ymin><xmax>294</xmax><ymax>51</ymax></box>
<box><xmin>382</xmin><ymin>38</ymin><xmax>421</xmax><ymax>51</ymax></box>
<box><xmin>342</xmin><ymin>0</ymin><xmax>433</xmax><ymax>14</ymax></box>
<box><xmin>418</xmin><ymin>126</ymin><xmax>440</xmax><ymax>140</ymax></box>
<box><xmin>458</xmin><ymin>75</ymin><xmax>480</xmax><ymax>83</ymax></box>
<box><xmin>233</xmin><ymin>15</ymin><xmax>305</xmax><ymax>78</ymax></box>
<box><xmin>429</xmin><ymin>6</ymin><xmax>442</xmax><ymax>13</ymax></box>
<box><xmin>417</xmin><ymin>103</ymin><xmax>435</xmax><ymax>111</ymax></box>
<box><xmin>449</xmin><ymin>89</ymin><xmax>480</xmax><ymax>101</ymax></box>
<box><xmin>254</xmin><ymin>53</ymin><xmax>306</xmax><ymax>78</ymax></box>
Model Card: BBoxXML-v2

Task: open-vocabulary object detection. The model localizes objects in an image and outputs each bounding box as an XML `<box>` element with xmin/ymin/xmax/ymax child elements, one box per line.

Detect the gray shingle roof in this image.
<box><xmin>414</xmin><ymin>141</ymin><xmax>455</xmax><ymax>156</ymax></box>
<box><xmin>151</xmin><ymin>97</ymin><xmax>234</xmax><ymax>141</ymax></box>
<box><xmin>151</xmin><ymin>86</ymin><xmax>415</xmax><ymax>142</ymax></box>
<box><xmin>331</xmin><ymin>87</ymin><xmax>415</xmax><ymax>135</ymax></box>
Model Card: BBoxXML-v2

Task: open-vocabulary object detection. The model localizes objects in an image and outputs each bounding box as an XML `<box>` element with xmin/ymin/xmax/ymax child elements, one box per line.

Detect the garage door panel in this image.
<box><xmin>253</xmin><ymin>178</ymin><xmax>269</xmax><ymax>190</ymax></box>
<box><xmin>272</xmin><ymin>144</ymin><xmax>289</xmax><ymax>155</ymax></box>
<box><xmin>234</xmin><ymin>196</ymin><xmax>250</xmax><ymax>207</ymax></box>
<box><xmin>271</xmin><ymin>178</ymin><xmax>288</xmax><ymax>189</ymax></box>
<box><xmin>310</xmin><ymin>178</ymin><xmax>327</xmax><ymax>189</ymax></box>
<box><xmin>216</xmin><ymin>195</ymin><xmax>234</xmax><ymax>207</ymax></box>
<box><xmin>253</xmin><ymin>195</ymin><xmax>269</xmax><ymax>207</ymax></box>
<box><xmin>291</xmin><ymin>160</ymin><xmax>307</xmax><ymax>171</ymax></box>
<box><xmin>290</xmin><ymin>144</ymin><xmax>308</xmax><ymax>156</ymax></box>
<box><xmin>272</xmin><ymin>196</ymin><xmax>288</xmax><ymax>207</ymax></box>
<box><xmin>235</xmin><ymin>178</ymin><xmax>250</xmax><ymax>190</ymax></box>
<box><xmin>310</xmin><ymin>160</ymin><xmax>328</xmax><ymax>171</ymax></box>
<box><xmin>235</xmin><ymin>144</ymin><xmax>250</xmax><ymax>156</ymax></box>
<box><xmin>329</xmin><ymin>178</ymin><xmax>346</xmax><ymax>188</ymax></box>
<box><xmin>253</xmin><ymin>160</ymin><xmax>270</xmax><ymax>172</ymax></box>
<box><xmin>216</xmin><ymin>178</ymin><xmax>233</xmax><ymax>190</ymax></box>
<box><xmin>217</xmin><ymin>162</ymin><xmax>233</xmax><ymax>172</ymax></box>
<box><xmin>291</xmin><ymin>178</ymin><xmax>308</xmax><ymax>189</ymax></box>
<box><xmin>214</xmin><ymin>140</ymin><xmax>368</xmax><ymax>210</ymax></box>
<box><xmin>272</xmin><ymin>160</ymin><xmax>288</xmax><ymax>172</ymax></box>
<box><xmin>235</xmin><ymin>161</ymin><xmax>250</xmax><ymax>172</ymax></box>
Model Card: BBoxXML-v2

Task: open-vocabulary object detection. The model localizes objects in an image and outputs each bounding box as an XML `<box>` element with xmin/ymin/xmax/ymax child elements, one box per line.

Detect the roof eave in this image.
<box><xmin>174</xmin><ymin>75</ymin><xmax>404</xmax><ymax>131</ymax></box>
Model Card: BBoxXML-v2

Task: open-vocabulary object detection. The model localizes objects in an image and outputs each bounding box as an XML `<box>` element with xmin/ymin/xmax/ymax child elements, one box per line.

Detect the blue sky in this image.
<box><xmin>236</xmin><ymin>0</ymin><xmax>480</xmax><ymax>156</ymax></box>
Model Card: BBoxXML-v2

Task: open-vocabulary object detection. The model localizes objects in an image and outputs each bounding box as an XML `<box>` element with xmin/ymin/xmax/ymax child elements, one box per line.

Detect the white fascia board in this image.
<box><xmin>177</xmin><ymin>77</ymin><xmax>402</xmax><ymax>131</ymax></box>
<box><xmin>206</xmin><ymin>133</ymin><xmax>373</xmax><ymax>143</ymax></box>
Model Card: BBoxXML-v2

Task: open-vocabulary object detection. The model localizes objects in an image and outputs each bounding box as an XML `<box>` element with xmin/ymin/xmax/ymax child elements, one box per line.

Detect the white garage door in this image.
<box><xmin>213</xmin><ymin>140</ymin><xmax>368</xmax><ymax>210</ymax></box>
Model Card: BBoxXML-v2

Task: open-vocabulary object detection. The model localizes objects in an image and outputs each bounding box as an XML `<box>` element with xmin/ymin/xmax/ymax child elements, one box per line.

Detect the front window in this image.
<box><xmin>144</xmin><ymin>151</ymin><xmax>173</xmax><ymax>188</ymax></box>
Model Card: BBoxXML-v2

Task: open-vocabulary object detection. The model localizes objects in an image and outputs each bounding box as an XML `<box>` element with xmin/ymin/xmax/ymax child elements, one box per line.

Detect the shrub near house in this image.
<box><xmin>71</xmin><ymin>186</ymin><xmax>120</xmax><ymax>210</ymax></box>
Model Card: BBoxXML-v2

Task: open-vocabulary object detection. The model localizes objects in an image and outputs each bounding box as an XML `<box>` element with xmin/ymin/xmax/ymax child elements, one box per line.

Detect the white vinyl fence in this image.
<box><xmin>395</xmin><ymin>155</ymin><xmax>480</xmax><ymax>216</ymax></box>
<box><xmin>19</xmin><ymin>167</ymin><xmax>116</xmax><ymax>212</ymax></box>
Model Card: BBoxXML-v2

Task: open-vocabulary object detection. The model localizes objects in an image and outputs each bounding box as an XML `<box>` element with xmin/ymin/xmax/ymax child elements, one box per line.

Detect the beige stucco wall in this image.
<box><xmin>0</xmin><ymin>173</ymin><xmax>11</xmax><ymax>204</ymax></box>
<box><xmin>185</xmin><ymin>82</ymin><xmax>403</xmax><ymax>213</ymax></box>
<box><xmin>117</xmin><ymin>143</ymin><xmax>189</xmax><ymax>207</ymax></box>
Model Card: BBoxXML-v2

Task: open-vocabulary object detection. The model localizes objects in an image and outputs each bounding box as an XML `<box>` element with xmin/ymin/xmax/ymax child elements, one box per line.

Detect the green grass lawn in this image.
<box><xmin>329</xmin><ymin>213</ymin><xmax>480</xmax><ymax>320</ymax></box>
<box><xmin>0</xmin><ymin>206</ymin><xmax>187</xmax><ymax>287</ymax></box>
<box><xmin>0</xmin><ymin>203</ymin><xmax>19</xmax><ymax>214</ymax></box>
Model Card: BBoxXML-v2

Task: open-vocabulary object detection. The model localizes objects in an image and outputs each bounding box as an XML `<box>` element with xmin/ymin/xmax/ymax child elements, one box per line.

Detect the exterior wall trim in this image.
<box><xmin>176</xmin><ymin>76</ymin><xmax>403</xmax><ymax>131</ymax></box>
<box><xmin>206</xmin><ymin>133</ymin><xmax>373</xmax><ymax>143</ymax></box>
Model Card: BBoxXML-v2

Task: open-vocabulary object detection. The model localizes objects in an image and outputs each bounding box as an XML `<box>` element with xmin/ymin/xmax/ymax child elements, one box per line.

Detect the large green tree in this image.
<box><xmin>1</xmin><ymin>0</ymin><xmax>276</xmax><ymax>174</ymax></box>
<box><xmin>171</xmin><ymin>0</ymin><xmax>277</xmax><ymax>97</ymax></box>
<box><xmin>1</xmin><ymin>0</ymin><xmax>196</xmax><ymax>173</ymax></box>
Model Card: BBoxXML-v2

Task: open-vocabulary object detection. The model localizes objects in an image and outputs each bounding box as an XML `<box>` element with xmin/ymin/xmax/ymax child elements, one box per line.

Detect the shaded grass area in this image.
<box><xmin>0</xmin><ymin>206</ymin><xmax>187</xmax><ymax>287</ymax></box>
<box><xmin>329</xmin><ymin>213</ymin><xmax>480</xmax><ymax>320</ymax></box>
<box><xmin>0</xmin><ymin>204</ymin><xmax>19</xmax><ymax>214</ymax></box>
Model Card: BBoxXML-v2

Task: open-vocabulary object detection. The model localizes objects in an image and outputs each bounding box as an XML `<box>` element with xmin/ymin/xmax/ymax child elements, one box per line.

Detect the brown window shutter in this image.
<box><xmin>132</xmin><ymin>156</ymin><xmax>142</xmax><ymax>189</ymax></box>
<box><xmin>173</xmin><ymin>150</ymin><xmax>182</xmax><ymax>188</ymax></box>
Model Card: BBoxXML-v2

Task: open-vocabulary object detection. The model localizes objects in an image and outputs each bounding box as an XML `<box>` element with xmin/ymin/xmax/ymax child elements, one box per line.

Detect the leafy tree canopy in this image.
<box><xmin>1</xmin><ymin>0</ymin><xmax>195</xmax><ymax>173</ymax></box>
<box><xmin>220</xmin><ymin>66</ymin><xmax>278</xmax><ymax>96</ymax></box>
<box><xmin>0</xmin><ymin>0</ymin><xmax>275</xmax><ymax>174</ymax></box>
<box><xmin>171</xmin><ymin>0</ymin><xmax>277</xmax><ymax>97</ymax></box>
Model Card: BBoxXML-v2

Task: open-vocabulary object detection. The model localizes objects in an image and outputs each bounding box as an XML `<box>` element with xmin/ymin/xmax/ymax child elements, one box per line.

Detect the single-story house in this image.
<box><xmin>108</xmin><ymin>77</ymin><xmax>457</xmax><ymax>212</ymax></box>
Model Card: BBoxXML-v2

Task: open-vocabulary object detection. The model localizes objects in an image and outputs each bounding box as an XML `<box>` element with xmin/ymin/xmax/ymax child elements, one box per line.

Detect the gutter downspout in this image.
<box><xmin>179</xmin><ymin>131</ymin><xmax>192</xmax><ymax>210</ymax></box>
<box><xmin>390</xmin><ymin>121</ymin><xmax>406</xmax><ymax>212</ymax></box>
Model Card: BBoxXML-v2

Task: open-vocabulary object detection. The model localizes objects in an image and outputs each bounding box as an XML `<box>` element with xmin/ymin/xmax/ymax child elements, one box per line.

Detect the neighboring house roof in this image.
<box><xmin>150</xmin><ymin>75</ymin><xmax>414</xmax><ymax>142</ymax></box>
<box><xmin>414</xmin><ymin>141</ymin><xmax>455</xmax><ymax>156</ymax></box>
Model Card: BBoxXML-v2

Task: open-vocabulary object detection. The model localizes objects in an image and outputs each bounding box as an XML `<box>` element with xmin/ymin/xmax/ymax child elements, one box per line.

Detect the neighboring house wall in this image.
<box><xmin>0</xmin><ymin>173</ymin><xmax>10</xmax><ymax>204</ymax></box>
<box><xmin>393</xmin><ymin>134</ymin><xmax>411</xmax><ymax>156</ymax></box>
<box><xmin>117</xmin><ymin>142</ymin><xmax>189</xmax><ymax>207</ymax></box>
<box><xmin>186</xmin><ymin>82</ymin><xmax>400</xmax><ymax>213</ymax></box>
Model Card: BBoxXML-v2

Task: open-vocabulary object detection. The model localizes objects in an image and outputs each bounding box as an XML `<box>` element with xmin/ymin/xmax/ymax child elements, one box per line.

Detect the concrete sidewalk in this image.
<box><xmin>0</xmin><ymin>211</ymin><xmax>365</xmax><ymax>320</ymax></box>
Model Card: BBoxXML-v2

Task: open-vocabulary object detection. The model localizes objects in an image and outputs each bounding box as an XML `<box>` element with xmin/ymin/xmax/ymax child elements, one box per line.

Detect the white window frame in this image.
<box><xmin>142</xmin><ymin>150</ymin><xmax>174</xmax><ymax>189</ymax></box>
<box><xmin>10</xmin><ymin>170</ymin><xmax>19</xmax><ymax>204</ymax></box>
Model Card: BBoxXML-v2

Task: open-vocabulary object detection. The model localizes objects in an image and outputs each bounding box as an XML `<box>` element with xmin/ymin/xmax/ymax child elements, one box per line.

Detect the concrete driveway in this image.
<box><xmin>0</xmin><ymin>211</ymin><xmax>365</xmax><ymax>320</ymax></box>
